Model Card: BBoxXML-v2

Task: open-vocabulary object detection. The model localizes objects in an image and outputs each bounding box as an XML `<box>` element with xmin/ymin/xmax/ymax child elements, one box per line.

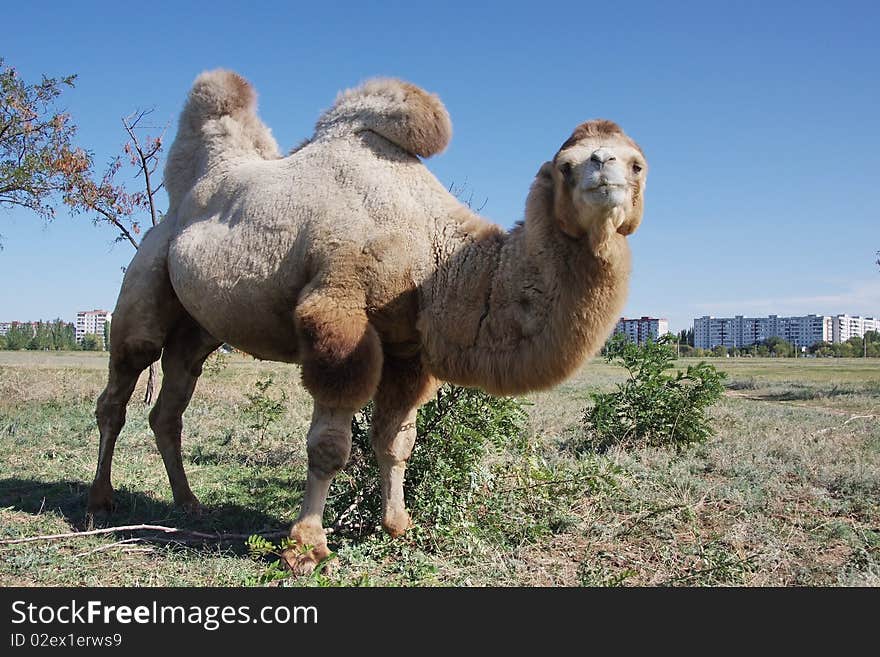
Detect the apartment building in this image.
<box><xmin>75</xmin><ymin>309</ymin><xmax>112</xmax><ymax>345</ymax></box>
<box><xmin>613</xmin><ymin>316</ymin><xmax>669</xmax><ymax>345</ymax></box>
<box><xmin>694</xmin><ymin>313</ymin><xmax>875</xmax><ymax>349</ymax></box>
<box><xmin>831</xmin><ymin>315</ymin><xmax>880</xmax><ymax>343</ymax></box>
<box><xmin>0</xmin><ymin>321</ymin><xmax>40</xmax><ymax>337</ymax></box>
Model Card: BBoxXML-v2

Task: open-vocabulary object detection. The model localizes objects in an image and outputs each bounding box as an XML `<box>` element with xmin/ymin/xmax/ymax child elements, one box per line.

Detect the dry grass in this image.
<box><xmin>0</xmin><ymin>352</ymin><xmax>877</xmax><ymax>586</ymax></box>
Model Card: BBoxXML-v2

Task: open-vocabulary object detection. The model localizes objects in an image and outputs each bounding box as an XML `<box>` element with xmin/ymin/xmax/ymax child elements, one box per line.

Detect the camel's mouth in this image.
<box><xmin>586</xmin><ymin>182</ymin><xmax>626</xmax><ymax>192</ymax></box>
<box><xmin>584</xmin><ymin>182</ymin><xmax>627</xmax><ymax>209</ymax></box>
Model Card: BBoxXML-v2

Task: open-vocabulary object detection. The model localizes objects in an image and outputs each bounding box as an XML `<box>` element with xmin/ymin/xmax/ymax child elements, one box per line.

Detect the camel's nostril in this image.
<box><xmin>590</xmin><ymin>148</ymin><xmax>616</xmax><ymax>166</ymax></box>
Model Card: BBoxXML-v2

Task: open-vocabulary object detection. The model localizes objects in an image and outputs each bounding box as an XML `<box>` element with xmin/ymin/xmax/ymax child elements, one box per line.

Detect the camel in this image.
<box><xmin>87</xmin><ymin>70</ymin><xmax>648</xmax><ymax>573</ymax></box>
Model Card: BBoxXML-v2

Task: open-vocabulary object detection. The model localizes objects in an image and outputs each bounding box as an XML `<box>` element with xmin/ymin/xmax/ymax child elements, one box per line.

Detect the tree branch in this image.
<box><xmin>122</xmin><ymin>110</ymin><xmax>166</xmax><ymax>228</ymax></box>
<box><xmin>92</xmin><ymin>205</ymin><xmax>140</xmax><ymax>250</ymax></box>
<box><xmin>0</xmin><ymin>524</ymin><xmax>289</xmax><ymax>546</ymax></box>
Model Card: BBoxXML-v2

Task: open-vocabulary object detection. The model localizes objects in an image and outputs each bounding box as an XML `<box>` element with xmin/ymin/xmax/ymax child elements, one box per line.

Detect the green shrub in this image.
<box><xmin>202</xmin><ymin>348</ymin><xmax>229</xmax><ymax>375</ymax></box>
<box><xmin>582</xmin><ymin>334</ymin><xmax>726</xmax><ymax>452</ymax></box>
<box><xmin>245</xmin><ymin>384</ymin><xmax>628</xmax><ymax>584</ymax></box>
<box><xmin>244</xmin><ymin>534</ymin><xmax>339</xmax><ymax>586</ymax></box>
<box><xmin>325</xmin><ymin>385</ymin><xmax>530</xmax><ymax>541</ymax></box>
<box><xmin>246</xmin><ymin>385</ymin><xmax>534</xmax><ymax>584</ymax></box>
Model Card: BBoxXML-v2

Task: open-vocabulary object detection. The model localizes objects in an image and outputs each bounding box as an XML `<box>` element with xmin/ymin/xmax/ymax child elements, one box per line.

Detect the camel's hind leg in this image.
<box><xmin>88</xmin><ymin>339</ymin><xmax>163</xmax><ymax>514</ymax></box>
<box><xmin>87</xmin><ymin>218</ymin><xmax>184</xmax><ymax>515</ymax></box>
<box><xmin>148</xmin><ymin>315</ymin><xmax>220</xmax><ymax>510</ymax></box>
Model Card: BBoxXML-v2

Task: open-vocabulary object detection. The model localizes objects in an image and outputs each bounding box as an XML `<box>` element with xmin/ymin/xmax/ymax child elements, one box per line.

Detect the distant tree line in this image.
<box><xmin>677</xmin><ymin>328</ymin><xmax>695</xmax><ymax>347</ymax></box>
<box><xmin>0</xmin><ymin>320</ymin><xmax>104</xmax><ymax>351</ymax></box>
<box><xmin>672</xmin><ymin>332</ymin><xmax>880</xmax><ymax>358</ymax></box>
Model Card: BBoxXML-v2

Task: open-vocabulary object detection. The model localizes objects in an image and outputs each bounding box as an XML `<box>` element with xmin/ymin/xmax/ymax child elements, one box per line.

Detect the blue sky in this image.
<box><xmin>1</xmin><ymin>0</ymin><xmax>878</xmax><ymax>332</ymax></box>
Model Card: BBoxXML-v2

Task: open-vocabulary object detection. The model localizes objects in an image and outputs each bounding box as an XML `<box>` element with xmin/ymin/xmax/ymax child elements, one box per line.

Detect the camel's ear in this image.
<box><xmin>548</xmin><ymin>165</ymin><xmax>586</xmax><ymax>239</ymax></box>
<box><xmin>536</xmin><ymin>161</ymin><xmax>554</xmax><ymax>181</ymax></box>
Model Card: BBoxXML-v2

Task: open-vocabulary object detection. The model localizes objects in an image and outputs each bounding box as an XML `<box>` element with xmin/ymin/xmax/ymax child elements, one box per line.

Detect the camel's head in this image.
<box><xmin>547</xmin><ymin>119</ymin><xmax>647</xmax><ymax>252</ymax></box>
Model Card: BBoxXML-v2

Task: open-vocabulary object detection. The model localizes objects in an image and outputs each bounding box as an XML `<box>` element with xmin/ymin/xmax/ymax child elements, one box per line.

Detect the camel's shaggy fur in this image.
<box><xmin>88</xmin><ymin>70</ymin><xmax>648</xmax><ymax>573</ymax></box>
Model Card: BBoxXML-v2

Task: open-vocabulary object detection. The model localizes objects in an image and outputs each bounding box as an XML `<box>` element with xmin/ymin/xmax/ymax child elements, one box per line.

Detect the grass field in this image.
<box><xmin>1</xmin><ymin>351</ymin><xmax>878</xmax><ymax>586</ymax></box>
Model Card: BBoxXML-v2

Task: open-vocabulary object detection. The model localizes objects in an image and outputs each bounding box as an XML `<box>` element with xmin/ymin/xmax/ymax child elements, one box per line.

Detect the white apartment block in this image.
<box><xmin>614</xmin><ymin>316</ymin><xmax>669</xmax><ymax>345</ymax></box>
<box><xmin>694</xmin><ymin>314</ymin><xmax>876</xmax><ymax>349</ymax></box>
<box><xmin>832</xmin><ymin>314</ymin><xmax>880</xmax><ymax>343</ymax></box>
<box><xmin>75</xmin><ymin>309</ymin><xmax>112</xmax><ymax>345</ymax></box>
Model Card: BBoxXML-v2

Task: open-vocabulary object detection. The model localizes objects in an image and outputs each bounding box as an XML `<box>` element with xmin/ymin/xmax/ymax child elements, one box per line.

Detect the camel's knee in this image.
<box><xmin>370</xmin><ymin>356</ymin><xmax>432</xmax><ymax>463</ymax></box>
<box><xmin>306</xmin><ymin>430</ymin><xmax>351</xmax><ymax>478</ymax></box>
<box><xmin>371</xmin><ymin>421</ymin><xmax>416</xmax><ymax>463</ymax></box>
<box><xmin>305</xmin><ymin>405</ymin><xmax>354</xmax><ymax>477</ymax></box>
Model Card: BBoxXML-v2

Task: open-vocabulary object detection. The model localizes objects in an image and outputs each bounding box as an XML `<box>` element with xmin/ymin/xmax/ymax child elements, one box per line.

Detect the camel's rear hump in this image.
<box><xmin>314</xmin><ymin>78</ymin><xmax>452</xmax><ymax>158</ymax></box>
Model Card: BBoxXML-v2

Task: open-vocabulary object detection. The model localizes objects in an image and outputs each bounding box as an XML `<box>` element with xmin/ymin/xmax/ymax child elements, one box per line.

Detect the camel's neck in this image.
<box><xmin>418</xmin><ymin>177</ymin><xmax>631</xmax><ymax>395</ymax></box>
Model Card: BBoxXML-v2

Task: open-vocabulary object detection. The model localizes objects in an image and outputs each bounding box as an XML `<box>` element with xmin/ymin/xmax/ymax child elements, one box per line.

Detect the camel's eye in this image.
<box><xmin>632</xmin><ymin>162</ymin><xmax>643</xmax><ymax>175</ymax></box>
<box><xmin>560</xmin><ymin>162</ymin><xmax>574</xmax><ymax>183</ymax></box>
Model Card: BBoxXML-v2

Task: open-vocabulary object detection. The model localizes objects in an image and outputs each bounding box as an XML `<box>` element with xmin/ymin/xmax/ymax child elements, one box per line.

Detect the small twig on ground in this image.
<box><xmin>816</xmin><ymin>410</ymin><xmax>877</xmax><ymax>435</ymax></box>
<box><xmin>0</xmin><ymin>524</ymin><xmax>289</xmax><ymax>546</ymax></box>
<box><xmin>842</xmin><ymin>413</ymin><xmax>877</xmax><ymax>425</ymax></box>
<box><xmin>497</xmin><ymin>475</ymin><xmax>589</xmax><ymax>494</ymax></box>
<box><xmin>330</xmin><ymin>496</ymin><xmax>363</xmax><ymax>532</ymax></box>
<box><xmin>74</xmin><ymin>537</ymin><xmax>142</xmax><ymax>558</ymax></box>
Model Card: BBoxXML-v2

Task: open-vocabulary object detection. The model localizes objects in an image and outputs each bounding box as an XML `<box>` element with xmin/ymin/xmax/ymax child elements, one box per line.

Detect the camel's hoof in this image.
<box><xmin>176</xmin><ymin>496</ymin><xmax>205</xmax><ymax>515</ymax></box>
<box><xmin>382</xmin><ymin>510</ymin><xmax>412</xmax><ymax>538</ymax></box>
<box><xmin>86</xmin><ymin>488</ymin><xmax>114</xmax><ymax>516</ymax></box>
<box><xmin>280</xmin><ymin>543</ymin><xmax>335</xmax><ymax>576</ymax></box>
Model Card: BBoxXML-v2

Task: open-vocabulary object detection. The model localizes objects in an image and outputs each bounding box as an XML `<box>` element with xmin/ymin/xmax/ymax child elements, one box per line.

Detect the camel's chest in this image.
<box><xmin>352</xmin><ymin>233</ymin><xmax>425</xmax><ymax>349</ymax></box>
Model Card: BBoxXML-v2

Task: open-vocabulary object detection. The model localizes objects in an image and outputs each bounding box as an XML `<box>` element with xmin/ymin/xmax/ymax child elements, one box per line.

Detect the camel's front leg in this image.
<box><xmin>371</xmin><ymin>405</ymin><xmax>417</xmax><ymax>536</ymax></box>
<box><xmin>286</xmin><ymin>291</ymin><xmax>383</xmax><ymax>574</ymax></box>
<box><xmin>283</xmin><ymin>403</ymin><xmax>355</xmax><ymax>574</ymax></box>
<box><xmin>370</xmin><ymin>355</ymin><xmax>440</xmax><ymax>537</ymax></box>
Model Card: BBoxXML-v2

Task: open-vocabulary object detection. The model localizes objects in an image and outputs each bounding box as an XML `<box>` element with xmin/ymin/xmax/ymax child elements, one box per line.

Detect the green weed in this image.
<box><xmin>582</xmin><ymin>335</ymin><xmax>726</xmax><ymax>452</ymax></box>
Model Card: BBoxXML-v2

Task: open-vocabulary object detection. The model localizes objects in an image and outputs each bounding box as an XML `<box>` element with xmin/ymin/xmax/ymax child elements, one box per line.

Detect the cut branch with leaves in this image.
<box><xmin>0</xmin><ymin>58</ymin><xmax>170</xmax><ymax>400</ymax></box>
<box><xmin>0</xmin><ymin>58</ymin><xmax>86</xmax><ymax>226</ymax></box>
<box><xmin>1</xmin><ymin>58</ymin><xmax>169</xmax><ymax>252</ymax></box>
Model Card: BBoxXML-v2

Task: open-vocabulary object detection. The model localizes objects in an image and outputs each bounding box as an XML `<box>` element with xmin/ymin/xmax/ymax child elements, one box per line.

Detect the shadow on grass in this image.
<box><xmin>0</xmin><ymin>477</ymin><xmax>291</xmax><ymax>555</ymax></box>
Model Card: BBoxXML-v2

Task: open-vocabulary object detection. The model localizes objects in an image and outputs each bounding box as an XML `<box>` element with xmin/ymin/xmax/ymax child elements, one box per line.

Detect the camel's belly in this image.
<box><xmin>166</xmin><ymin>202</ymin><xmax>426</xmax><ymax>362</ymax></box>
